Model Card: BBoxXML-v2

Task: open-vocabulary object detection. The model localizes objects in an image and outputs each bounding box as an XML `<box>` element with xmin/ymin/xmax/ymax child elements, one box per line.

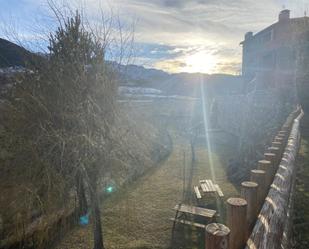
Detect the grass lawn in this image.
<box><xmin>55</xmin><ymin>134</ymin><xmax>239</xmax><ymax>249</ymax></box>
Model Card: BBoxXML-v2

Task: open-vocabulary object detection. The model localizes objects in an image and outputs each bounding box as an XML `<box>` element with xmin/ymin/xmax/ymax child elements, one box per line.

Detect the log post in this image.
<box><xmin>226</xmin><ymin>198</ymin><xmax>247</xmax><ymax>249</ymax></box>
<box><xmin>250</xmin><ymin>170</ymin><xmax>266</xmax><ymax>208</ymax></box>
<box><xmin>267</xmin><ymin>146</ymin><xmax>281</xmax><ymax>170</ymax></box>
<box><xmin>278</xmin><ymin>131</ymin><xmax>288</xmax><ymax>142</ymax></box>
<box><xmin>245</xmin><ymin>110</ymin><xmax>303</xmax><ymax>249</ymax></box>
<box><xmin>264</xmin><ymin>153</ymin><xmax>276</xmax><ymax>177</ymax></box>
<box><xmin>257</xmin><ymin>160</ymin><xmax>272</xmax><ymax>188</ymax></box>
<box><xmin>272</xmin><ymin>141</ymin><xmax>283</xmax><ymax>155</ymax></box>
<box><xmin>205</xmin><ymin>223</ymin><xmax>230</xmax><ymax>249</ymax></box>
<box><xmin>274</xmin><ymin>136</ymin><xmax>284</xmax><ymax>144</ymax></box>
<box><xmin>278</xmin><ymin>130</ymin><xmax>288</xmax><ymax>136</ymax></box>
<box><xmin>282</xmin><ymin>124</ymin><xmax>291</xmax><ymax>132</ymax></box>
<box><xmin>277</xmin><ymin>134</ymin><xmax>288</xmax><ymax>145</ymax></box>
<box><xmin>241</xmin><ymin>181</ymin><xmax>258</xmax><ymax>239</ymax></box>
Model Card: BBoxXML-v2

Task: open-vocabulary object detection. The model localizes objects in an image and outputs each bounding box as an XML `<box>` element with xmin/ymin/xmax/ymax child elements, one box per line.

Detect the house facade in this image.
<box><xmin>241</xmin><ymin>10</ymin><xmax>309</xmax><ymax>94</ymax></box>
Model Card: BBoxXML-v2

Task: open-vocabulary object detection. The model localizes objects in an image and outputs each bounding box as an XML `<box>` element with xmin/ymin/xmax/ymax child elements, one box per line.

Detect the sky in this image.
<box><xmin>1</xmin><ymin>0</ymin><xmax>309</xmax><ymax>74</ymax></box>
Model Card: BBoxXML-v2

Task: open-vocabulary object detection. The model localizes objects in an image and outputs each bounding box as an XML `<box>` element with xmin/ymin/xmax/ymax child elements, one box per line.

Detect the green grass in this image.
<box><xmin>55</xmin><ymin>134</ymin><xmax>239</xmax><ymax>249</ymax></box>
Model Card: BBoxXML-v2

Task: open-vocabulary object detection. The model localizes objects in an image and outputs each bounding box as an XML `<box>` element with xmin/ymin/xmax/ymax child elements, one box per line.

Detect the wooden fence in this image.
<box><xmin>205</xmin><ymin>106</ymin><xmax>304</xmax><ymax>249</ymax></box>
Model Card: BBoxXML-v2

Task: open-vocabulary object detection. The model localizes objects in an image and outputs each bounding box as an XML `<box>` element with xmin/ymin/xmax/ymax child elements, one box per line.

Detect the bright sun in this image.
<box><xmin>183</xmin><ymin>51</ymin><xmax>217</xmax><ymax>74</ymax></box>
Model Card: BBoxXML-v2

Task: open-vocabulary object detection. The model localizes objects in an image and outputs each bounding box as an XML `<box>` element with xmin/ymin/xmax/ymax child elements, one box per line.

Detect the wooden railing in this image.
<box><xmin>204</xmin><ymin>106</ymin><xmax>304</xmax><ymax>249</ymax></box>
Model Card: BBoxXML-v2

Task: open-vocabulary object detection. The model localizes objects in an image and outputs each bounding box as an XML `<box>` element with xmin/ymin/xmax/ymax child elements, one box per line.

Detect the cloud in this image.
<box><xmin>155</xmin><ymin>59</ymin><xmax>188</xmax><ymax>73</ymax></box>
<box><xmin>1</xmin><ymin>0</ymin><xmax>309</xmax><ymax>73</ymax></box>
<box><xmin>215</xmin><ymin>61</ymin><xmax>242</xmax><ymax>75</ymax></box>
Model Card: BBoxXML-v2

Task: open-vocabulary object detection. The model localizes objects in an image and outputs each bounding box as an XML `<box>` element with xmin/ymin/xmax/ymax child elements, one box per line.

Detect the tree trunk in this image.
<box><xmin>76</xmin><ymin>172</ymin><xmax>88</xmax><ymax>216</ymax></box>
<box><xmin>90</xmin><ymin>182</ymin><xmax>104</xmax><ymax>249</ymax></box>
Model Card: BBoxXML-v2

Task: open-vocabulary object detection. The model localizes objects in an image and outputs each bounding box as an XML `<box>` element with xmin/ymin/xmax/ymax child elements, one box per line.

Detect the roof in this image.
<box><xmin>240</xmin><ymin>16</ymin><xmax>309</xmax><ymax>45</ymax></box>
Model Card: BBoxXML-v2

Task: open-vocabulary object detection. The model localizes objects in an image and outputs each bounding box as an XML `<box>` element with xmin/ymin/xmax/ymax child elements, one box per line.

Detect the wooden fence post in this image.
<box><xmin>278</xmin><ymin>131</ymin><xmax>288</xmax><ymax>142</ymax></box>
<box><xmin>241</xmin><ymin>181</ymin><xmax>258</xmax><ymax>239</ymax></box>
<box><xmin>267</xmin><ymin>146</ymin><xmax>281</xmax><ymax>170</ymax></box>
<box><xmin>205</xmin><ymin>223</ymin><xmax>230</xmax><ymax>249</ymax></box>
<box><xmin>257</xmin><ymin>160</ymin><xmax>272</xmax><ymax>188</ymax></box>
<box><xmin>282</xmin><ymin>125</ymin><xmax>289</xmax><ymax>132</ymax></box>
<box><xmin>278</xmin><ymin>130</ymin><xmax>288</xmax><ymax>135</ymax></box>
<box><xmin>245</xmin><ymin>109</ymin><xmax>303</xmax><ymax>249</ymax></box>
<box><xmin>274</xmin><ymin>136</ymin><xmax>284</xmax><ymax>144</ymax></box>
<box><xmin>264</xmin><ymin>152</ymin><xmax>276</xmax><ymax>177</ymax></box>
<box><xmin>272</xmin><ymin>141</ymin><xmax>283</xmax><ymax>155</ymax></box>
<box><xmin>282</xmin><ymin>120</ymin><xmax>293</xmax><ymax>132</ymax></box>
<box><xmin>226</xmin><ymin>198</ymin><xmax>247</xmax><ymax>249</ymax></box>
<box><xmin>250</xmin><ymin>170</ymin><xmax>266</xmax><ymax>208</ymax></box>
<box><xmin>277</xmin><ymin>134</ymin><xmax>288</xmax><ymax>145</ymax></box>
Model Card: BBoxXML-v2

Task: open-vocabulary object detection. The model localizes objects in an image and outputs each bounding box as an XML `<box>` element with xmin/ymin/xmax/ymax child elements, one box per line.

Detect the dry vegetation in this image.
<box><xmin>0</xmin><ymin>9</ymin><xmax>171</xmax><ymax>249</ymax></box>
<box><xmin>55</xmin><ymin>131</ymin><xmax>239</xmax><ymax>249</ymax></box>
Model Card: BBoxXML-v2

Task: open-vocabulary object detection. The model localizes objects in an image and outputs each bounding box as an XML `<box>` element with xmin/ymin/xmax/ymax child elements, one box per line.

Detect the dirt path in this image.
<box><xmin>55</xmin><ymin>137</ymin><xmax>238</xmax><ymax>249</ymax></box>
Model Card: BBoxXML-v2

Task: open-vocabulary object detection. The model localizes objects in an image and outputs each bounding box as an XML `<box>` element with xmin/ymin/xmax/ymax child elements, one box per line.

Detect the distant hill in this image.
<box><xmin>0</xmin><ymin>38</ymin><xmax>244</xmax><ymax>97</ymax></box>
<box><xmin>116</xmin><ymin>64</ymin><xmax>244</xmax><ymax>97</ymax></box>
<box><xmin>0</xmin><ymin>38</ymin><xmax>36</xmax><ymax>67</ymax></box>
<box><xmin>116</xmin><ymin>63</ymin><xmax>169</xmax><ymax>86</ymax></box>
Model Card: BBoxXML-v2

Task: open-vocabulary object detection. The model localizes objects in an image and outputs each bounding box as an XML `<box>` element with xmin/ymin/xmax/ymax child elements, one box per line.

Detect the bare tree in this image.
<box><xmin>1</xmin><ymin>10</ymin><xmax>118</xmax><ymax>249</ymax></box>
<box><xmin>0</xmin><ymin>2</ymin><xmax>164</xmax><ymax>248</ymax></box>
<box><xmin>47</xmin><ymin>12</ymin><xmax>119</xmax><ymax>249</ymax></box>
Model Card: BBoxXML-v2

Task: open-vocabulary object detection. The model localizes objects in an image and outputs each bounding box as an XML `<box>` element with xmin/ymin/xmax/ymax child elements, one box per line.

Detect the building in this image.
<box><xmin>241</xmin><ymin>10</ymin><xmax>309</xmax><ymax>93</ymax></box>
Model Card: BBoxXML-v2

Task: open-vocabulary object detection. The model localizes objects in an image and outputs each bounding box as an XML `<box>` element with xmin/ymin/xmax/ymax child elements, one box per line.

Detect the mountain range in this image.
<box><xmin>0</xmin><ymin>38</ymin><xmax>244</xmax><ymax>96</ymax></box>
<box><xmin>117</xmin><ymin>63</ymin><xmax>243</xmax><ymax>96</ymax></box>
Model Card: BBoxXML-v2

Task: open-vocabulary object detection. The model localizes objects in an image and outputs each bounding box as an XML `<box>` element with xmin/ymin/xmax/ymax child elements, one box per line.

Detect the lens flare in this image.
<box><xmin>106</xmin><ymin>186</ymin><xmax>114</xmax><ymax>193</ymax></box>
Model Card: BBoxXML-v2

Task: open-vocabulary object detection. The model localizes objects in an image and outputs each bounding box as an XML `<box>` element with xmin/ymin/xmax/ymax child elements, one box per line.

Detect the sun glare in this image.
<box><xmin>183</xmin><ymin>51</ymin><xmax>217</xmax><ymax>74</ymax></box>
